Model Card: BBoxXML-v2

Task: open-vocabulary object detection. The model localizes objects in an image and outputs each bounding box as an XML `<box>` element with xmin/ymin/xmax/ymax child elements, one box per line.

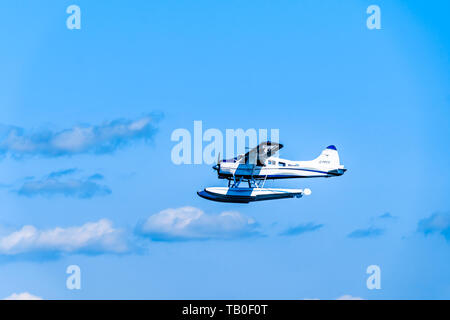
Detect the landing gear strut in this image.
<box><xmin>227</xmin><ymin>176</ymin><xmax>267</xmax><ymax>189</ymax></box>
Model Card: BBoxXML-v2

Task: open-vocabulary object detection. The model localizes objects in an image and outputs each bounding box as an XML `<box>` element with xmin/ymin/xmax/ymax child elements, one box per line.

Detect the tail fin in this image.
<box><xmin>313</xmin><ymin>145</ymin><xmax>341</xmax><ymax>168</ymax></box>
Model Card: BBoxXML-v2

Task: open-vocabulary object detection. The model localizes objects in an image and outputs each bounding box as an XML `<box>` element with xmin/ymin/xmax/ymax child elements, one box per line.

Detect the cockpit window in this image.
<box><xmin>279</xmin><ymin>162</ymin><xmax>286</xmax><ymax>167</ymax></box>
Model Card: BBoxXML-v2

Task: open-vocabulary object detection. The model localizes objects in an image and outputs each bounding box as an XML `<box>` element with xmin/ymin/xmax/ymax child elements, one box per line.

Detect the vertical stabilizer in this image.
<box><xmin>313</xmin><ymin>145</ymin><xmax>341</xmax><ymax>168</ymax></box>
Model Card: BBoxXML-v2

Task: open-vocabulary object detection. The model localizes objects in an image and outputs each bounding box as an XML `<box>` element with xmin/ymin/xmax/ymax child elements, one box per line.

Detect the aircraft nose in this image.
<box><xmin>212</xmin><ymin>164</ymin><xmax>219</xmax><ymax>171</ymax></box>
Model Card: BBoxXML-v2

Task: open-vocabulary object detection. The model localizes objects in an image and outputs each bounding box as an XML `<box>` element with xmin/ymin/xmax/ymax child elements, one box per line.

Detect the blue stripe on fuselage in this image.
<box><xmin>218</xmin><ymin>167</ymin><xmax>332</xmax><ymax>179</ymax></box>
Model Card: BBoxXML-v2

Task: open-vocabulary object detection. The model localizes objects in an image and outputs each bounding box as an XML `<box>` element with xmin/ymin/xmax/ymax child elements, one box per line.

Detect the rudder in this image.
<box><xmin>313</xmin><ymin>145</ymin><xmax>341</xmax><ymax>168</ymax></box>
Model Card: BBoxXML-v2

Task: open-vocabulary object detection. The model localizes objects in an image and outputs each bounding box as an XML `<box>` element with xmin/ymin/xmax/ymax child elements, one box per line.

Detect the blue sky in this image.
<box><xmin>0</xmin><ymin>0</ymin><xmax>449</xmax><ymax>299</ymax></box>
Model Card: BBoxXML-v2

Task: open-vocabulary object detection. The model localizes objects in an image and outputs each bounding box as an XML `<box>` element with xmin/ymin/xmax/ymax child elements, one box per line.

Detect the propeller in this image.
<box><xmin>212</xmin><ymin>152</ymin><xmax>221</xmax><ymax>172</ymax></box>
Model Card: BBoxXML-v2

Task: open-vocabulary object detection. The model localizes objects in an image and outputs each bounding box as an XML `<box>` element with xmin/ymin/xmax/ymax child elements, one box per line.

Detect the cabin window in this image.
<box><xmin>279</xmin><ymin>162</ymin><xmax>286</xmax><ymax>167</ymax></box>
<box><xmin>288</xmin><ymin>163</ymin><xmax>299</xmax><ymax>167</ymax></box>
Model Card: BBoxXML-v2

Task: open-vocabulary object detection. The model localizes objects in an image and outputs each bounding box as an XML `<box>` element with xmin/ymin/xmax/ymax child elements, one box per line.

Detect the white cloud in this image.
<box><xmin>0</xmin><ymin>114</ymin><xmax>160</xmax><ymax>158</ymax></box>
<box><xmin>336</xmin><ymin>295</ymin><xmax>364</xmax><ymax>300</ymax></box>
<box><xmin>4</xmin><ymin>292</ymin><xmax>42</xmax><ymax>300</ymax></box>
<box><xmin>0</xmin><ymin>219</ymin><xmax>128</xmax><ymax>255</ymax></box>
<box><xmin>303</xmin><ymin>295</ymin><xmax>364</xmax><ymax>300</ymax></box>
<box><xmin>137</xmin><ymin>206</ymin><xmax>260</xmax><ymax>241</ymax></box>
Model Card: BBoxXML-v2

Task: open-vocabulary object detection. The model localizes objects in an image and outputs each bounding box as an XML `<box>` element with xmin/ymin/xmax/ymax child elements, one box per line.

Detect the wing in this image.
<box><xmin>244</xmin><ymin>141</ymin><xmax>284</xmax><ymax>166</ymax></box>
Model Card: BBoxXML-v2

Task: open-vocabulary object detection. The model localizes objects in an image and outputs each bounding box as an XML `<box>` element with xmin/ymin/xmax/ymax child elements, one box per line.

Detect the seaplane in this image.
<box><xmin>197</xmin><ymin>142</ymin><xmax>346</xmax><ymax>203</ymax></box>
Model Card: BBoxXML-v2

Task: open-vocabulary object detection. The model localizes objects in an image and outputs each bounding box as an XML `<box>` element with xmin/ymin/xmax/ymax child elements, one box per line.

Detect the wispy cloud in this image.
<box><xmin>378</xmin><ymin>212</ymin><xmax>395</xmax><ymax>219</ymax></box>
<box><xmin>88</xmin><ymin>173</ymin><xmax>104</xmax><ymax>180</ymax></box>
<box><xmin>0</xmin><ymin>114</ymin><xmax>160</xmax><ymax>158</ymax></box>
<box><xmin>417</xmin><ymin>212</ymin><xmax>450</xmax><ymax>241</ymax></box>
<box><xmin>3</xmin><ymin>292</ymin><xmax>43</xmax><ymax>300</ymax></box>
<box><xmin>47</xmin><ymin>168</ymin><xmax>78</xmax><ymax>178</ymax></box>
<box><xmin>280</xmin><ymin>222</ymin><xmax>324</xmax><ymax>236</ymax></box>
<box><xmin>16</xmin><ymin>169</ymin><xmax>111</xmax><ymax>199</ymax></box>
<box><xmin>347</xmin><ymin>227</ymin><xmax>384</xmax><ymax>239</ymax></box>
<box><xmin>136</xmin><ymin>206</ymin><xmax>261</xmax><ymax>241</ymax></box>
<box><xmin>348</xmin><ymin>212</ymin><xmax>396</xmax><ymax>239</ymax></box>
<box><xmin>0</xmin><ymin>219</ymin><xmax>129</xmax><ymax>256</ymax></box>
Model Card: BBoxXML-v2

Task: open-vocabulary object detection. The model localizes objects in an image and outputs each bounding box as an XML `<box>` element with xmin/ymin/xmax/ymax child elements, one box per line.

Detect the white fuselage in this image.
<box><xmin>217</xmin><ymin>156</ymin><xmax>346</xmax><ymax>180</ymax></box>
